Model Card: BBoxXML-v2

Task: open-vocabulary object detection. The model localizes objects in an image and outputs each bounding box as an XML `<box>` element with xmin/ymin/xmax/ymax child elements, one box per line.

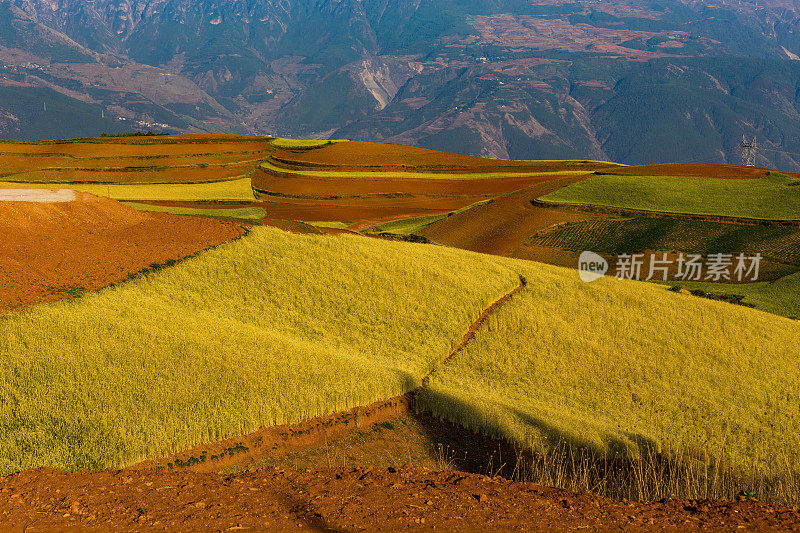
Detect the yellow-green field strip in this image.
<box><xmin>268</xmin><ymin>138</ymin><xmax>349</xmax><ymax>148</ymax></box>
<box><xmin>123</xmin><ymin>202</ymin><xmax>266</xmax><ymax>220</ymax></box>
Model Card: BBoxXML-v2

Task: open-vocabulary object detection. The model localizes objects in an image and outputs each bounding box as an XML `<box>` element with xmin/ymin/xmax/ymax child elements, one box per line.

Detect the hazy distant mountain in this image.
<box><xmin>2</xmin><ymin>0</ymin><xmax>800</xmax><ymax>169</ymax></box>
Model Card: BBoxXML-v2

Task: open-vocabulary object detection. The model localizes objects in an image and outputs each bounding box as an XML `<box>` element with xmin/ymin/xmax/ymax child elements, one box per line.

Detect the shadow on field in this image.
<box><xmin>412</xmin><ymin>388</ymin><xmax>800</xmax><ymax>505</ymax></box>
<box><xmin>412</xmin><ymin>387</ymin><xmax>664</xmax><ymax>486</ymax></box>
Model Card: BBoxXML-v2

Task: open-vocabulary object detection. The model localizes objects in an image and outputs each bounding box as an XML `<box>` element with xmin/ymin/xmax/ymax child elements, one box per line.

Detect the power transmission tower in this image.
<box><xmin>740</xmin><ymin>135</ymin><xmax>757</xmax><ymax>166</ymax></box>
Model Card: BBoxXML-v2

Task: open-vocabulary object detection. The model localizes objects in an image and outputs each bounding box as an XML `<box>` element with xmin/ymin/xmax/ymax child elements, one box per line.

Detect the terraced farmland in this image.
<box><xmin>2</xmin><ymin>225</ymin><xmax>799</xmax><ymax>508</ymax></box>
<box><xmin>0</xmin><ymin>135</ymin><xmax>274</xmax><ymax>184</ymax></box>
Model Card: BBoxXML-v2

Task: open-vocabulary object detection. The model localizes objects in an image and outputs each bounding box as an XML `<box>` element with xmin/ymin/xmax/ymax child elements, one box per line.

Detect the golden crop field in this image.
<box><xmin>419</xmin><ymin>255</ymin><xmax>800</xmax><ymax>485</ymax></box>
<box><xmin>0</xmin><ymin>227</ymin><xmax>518</xmax><ymax>473</ymax></box>
<box><xmin>2</xmin><ymin>225</ymin><xmax>799</xmax><ymax>492</ymax></box>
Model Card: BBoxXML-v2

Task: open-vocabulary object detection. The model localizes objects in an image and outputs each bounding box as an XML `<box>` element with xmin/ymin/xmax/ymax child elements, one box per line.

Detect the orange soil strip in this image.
<box><xmin>273</xmin><ymin>141</ymin><xmax>616</xmax><ymax>173</ymax></box>
<box><xmin>252</xmin><ymin>168</ymin><xmax>557</xmax><ymax>197</ymax></box>
<box><xmin>0</xmin><ymin>138</ymin><xmax>271</xmax><ymax>158</ymax></box>
<box><xmin>0</xmin><ymin>192</ymin><xmax>246</xmax><ymax>312</ymax></box>
<box><xmin>0</xmin><ymin>153</ymin><xmax>266</xmax><ymax>169</ymax></box>
<box><xmin>6</xmin><ymin>165</ymin><xmax>253</xmax><ymax>184</ymax></box>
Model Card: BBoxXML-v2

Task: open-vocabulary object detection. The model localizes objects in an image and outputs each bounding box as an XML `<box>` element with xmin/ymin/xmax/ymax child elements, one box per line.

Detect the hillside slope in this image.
<box><xmin>1</xmin><ymin>226</ymin><xmax>798</xmax><ymax>492</ymax></box>
<box><xmin>0</xmin><ymin>191</ymin><xmax>244</xmax><ymax>311</ymax></box>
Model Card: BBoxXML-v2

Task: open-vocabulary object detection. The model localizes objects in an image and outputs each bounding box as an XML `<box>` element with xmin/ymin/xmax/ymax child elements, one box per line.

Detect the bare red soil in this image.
<box><xmin>142</xmin><ymin>198</ymin><xmax>474</xmax><ymax>225</ymax></box>
<box><xmin>603</xmin><ymin>163</ymin><xmax>773</xmax><ymax>178</ymax></box>
<box><xmin>3</xmin><ymin>465</ymin><xmax>798</xmax><ymax>532</ymax></box>
<box><xmin>270</xmin><ymin>140</ymin><xmax>617</xmax><ymax>173</ymax></box>
<box><xmin>420</xmin><ymin>177</ymin><xmax>594</xmax><ymax>259</ymax></box>
<box><xmin>0</xmin><ymin>191</ymin><xmax>245</xmax><ymax>312</ymax></box>
<box><xmin>252</xmin><ymin>167</ymin><xmax>555</xmax><ymax>198</ymax></box>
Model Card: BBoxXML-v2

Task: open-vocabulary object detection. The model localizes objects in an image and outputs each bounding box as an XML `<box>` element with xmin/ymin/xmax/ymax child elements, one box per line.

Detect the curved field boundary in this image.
<box><xmin>422</xmin><ymin>275</ymin><xmax>527</xmax><ymax>387</ymax></box>
<box><xmin>531</xmin><ymin>199</ymin><xmax>800</xmax><ymax>228</ymax></box>
<box><xmin>267</xmin><ymin>154</ymin><xmax>606</xmax><ymax>174</ymax></box>
<box><xmin>144</xmin><ymin>273</ymin><xmax>528</xmax><ymax>472</ymax></box>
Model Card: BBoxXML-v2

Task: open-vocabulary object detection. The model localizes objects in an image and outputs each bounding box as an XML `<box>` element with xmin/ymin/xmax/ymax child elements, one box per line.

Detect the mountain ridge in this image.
<box><xmin>3</xmin><ymin>0</ymin><xmax>800</xmax><ymax>170</ymax></box>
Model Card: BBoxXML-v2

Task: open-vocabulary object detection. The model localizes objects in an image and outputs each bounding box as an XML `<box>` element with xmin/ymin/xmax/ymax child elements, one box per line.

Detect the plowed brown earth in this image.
<box><xmin>252</xmin><ymin>168</ymin><xmax>553</xmax><ymax>198</ymax></box>
<box><xmin>0</xmin><ymin>191</ymin><xmax>245</xmax><ymax>312</ymax></box>
<box><xmin>420</xmin><ymin>176</ymin><xmax>596</xmax><ymax>261</ymax></box>
<box><xmin>271</xmin><ymin>140</ymin><xmax>618</xmax><ymax>173</ymax></box>
<box><xmin>602</xmin><ymin>163</ymin><xmax>773</xmax><ymax>178</ymax></box>
<box><xmin>2</xmin><ymin>466</ymin><xmax>798</xmax><ymax>532</ymax></box>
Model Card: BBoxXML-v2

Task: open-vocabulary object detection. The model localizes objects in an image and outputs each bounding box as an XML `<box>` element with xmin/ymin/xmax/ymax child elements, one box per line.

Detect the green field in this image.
<box><xmin>528</xmin><ymin>217</ymin><xmax>800</xmax><ymax>269</ymax></box>
<box><xmin>665</xmin><ymin>272</ymin><xmax>800</xmax><ymax>319</ymax></box>
<box><xmin>124</xmin><ymin>203</ymin><xmax>267</xmax><ymax>220</ymax></box>
<box><xmin>369</xmin><ymin>200</ymin><xmax>493</xmax><ymax>235</ymax></box>
<box><xmin>1</xmin><ymin>226</ymin><xmax>799</xmax><ymax>494</ymax></box>
<box><xmin>540</xmin><ymin>172</ymin><xmax>800</xmax><ymax>220</ymax></box>
<box><xmin>0</xmin><ymin>178</ymin><xmax>256</xmax><ymax>201</ymax></box>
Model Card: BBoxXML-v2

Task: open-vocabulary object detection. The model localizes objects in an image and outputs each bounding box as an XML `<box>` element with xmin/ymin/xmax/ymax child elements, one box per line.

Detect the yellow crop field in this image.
<box><xmin>0</xmin><ymin>227</ymin><xmax>518</xmax><ymax>473</ymax></box>
<box><xmin>1</xmin><ymin>225</ymin><xmax>798</xmax><ymax>499</ymax></box>
<box><xmin>419</xmin><ymin>256</ymin><xmax>800</xmax><ymax>482</ymax></box>
<box><xmin>268</xmin><ymin>138</ymin><xmax>348</xmax><ymax>148</ymax></box>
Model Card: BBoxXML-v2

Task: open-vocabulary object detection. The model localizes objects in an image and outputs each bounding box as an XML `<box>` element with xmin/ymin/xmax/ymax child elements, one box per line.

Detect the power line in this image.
<box><xmin>726</xmin><ymin>141</ymin><xmax>800</xmax><ymax>160</ymax></box>
<box><xmin>758</xmin><ymin>147</ymin><xmax>800</xmax><ymax>158</ymax></box>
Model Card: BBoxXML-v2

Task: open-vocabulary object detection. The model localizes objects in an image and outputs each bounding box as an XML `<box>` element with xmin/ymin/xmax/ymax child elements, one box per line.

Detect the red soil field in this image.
<box><xmin>142</xmin><ymin>196</ymin><xmax>476</xmax><ymax>224</ymax></box>
<box><xmin>0</xmin><ymin>152</ymin><xmax>267</xmax><ymax>170</ymax></box>
<box><xmin>270</xmin><ymin>140</ymin><xmax>617</xmax><ymax>173</ymax></box>
<box><xmin>253</xmin><ymin>168</ymin><xmax>555</xmax><ymax>198</ymax></box>
<box><xmin>602</xmin><ymin>163</ymin><xmax>774</xmax><ymax>178</ymax></box>
<box><xmin>2</xmin><ymin>466</ymin><xmax>797</xmax><ymax>531</ymax></box>
<box><xmin>420</xmin><ymin>177</ymin><xmax>594</xmax><ymax>258</ymax></box>
<box><xmin>0</xmin><ymin>192</ymin><xmax>245</xmax><ymax>312</ymax></box>
<box><xmin>5</xmin><ymin>394</ymin><xmax>799</xmax><ymax>531</ymax></box>
<box><xmin>0</xmin><ymin>136</ymin><xmax>274</xmax><ymax>186</ymax></box>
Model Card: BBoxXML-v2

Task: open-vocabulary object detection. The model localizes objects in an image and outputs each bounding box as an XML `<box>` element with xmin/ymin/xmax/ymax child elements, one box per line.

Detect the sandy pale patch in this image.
<box><xmin>0</xmin><ymin>188</ymin><xmax>76</xmax><ymax>203</ymax></box>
